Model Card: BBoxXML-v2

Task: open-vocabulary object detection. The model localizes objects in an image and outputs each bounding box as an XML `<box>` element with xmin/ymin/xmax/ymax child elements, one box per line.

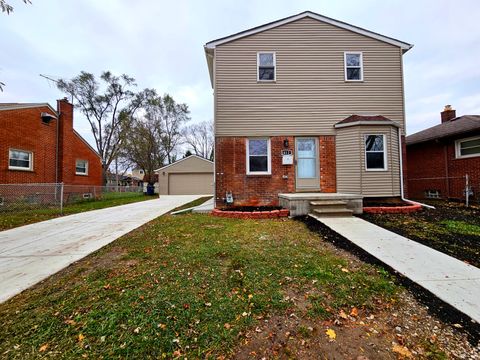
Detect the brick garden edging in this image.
<box><xmin>363</xmin><ymin>203</ymin><xmax>422</xmax><ymax>214</ymax></box>
<box><xmin>211</xmin><ymin>208</ymin><xmax>290</xmax><ymax>219</ymax></box>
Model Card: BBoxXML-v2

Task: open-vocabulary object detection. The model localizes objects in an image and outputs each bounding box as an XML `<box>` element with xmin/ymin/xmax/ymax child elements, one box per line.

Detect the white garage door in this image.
<box><xmin>168</xmin><ymin>173</ymin><xmax>213</xmax><ymax>195</ymax></box>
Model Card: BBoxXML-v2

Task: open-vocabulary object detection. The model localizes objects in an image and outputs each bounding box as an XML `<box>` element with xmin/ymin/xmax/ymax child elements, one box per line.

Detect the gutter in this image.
<box><xmin>398</xmin><ymin>127</ymin><xmax>435</xmax><ymax>209</ymax></box>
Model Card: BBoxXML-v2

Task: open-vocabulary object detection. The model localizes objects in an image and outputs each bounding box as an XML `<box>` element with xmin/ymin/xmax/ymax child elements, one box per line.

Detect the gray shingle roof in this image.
<box><xmin>406</xmin><ymin>115</ymin><xmax>480</xmax><ymax>145</ymax></box>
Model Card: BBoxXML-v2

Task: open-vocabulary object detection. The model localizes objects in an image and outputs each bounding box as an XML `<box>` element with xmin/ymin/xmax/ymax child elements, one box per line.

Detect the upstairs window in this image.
<box><xmin>365</xmin><ymin>134</ymin><xmax>387</xmax><ymax>171</ymax></box>
<box><xmin>247</xmin><ymin>138</ymin><xmax>271</xmax><ymax>174</ymax></box>
<box><xmin>257</xmin><ymin>52</ymin><xmax>276</xmax><ymax>81</ymax></box>
<box><xmin>9</xmin><ymin>149</ymin><xmax>33</xmax><ymax>171</ymax></box>
<box><xmin>456</xmin><ymin>136</ymin><xmax>480</xmax><ymax>158</ymax></box>
<box><xmin>76</xmin><ymin>159</ymin><xmax>88</xmax><ymax>175</ymax></box>
<box><xmin>344</xmin><ymin>52</ymin><xmax>363</xmax><ymax>81</ymax></box>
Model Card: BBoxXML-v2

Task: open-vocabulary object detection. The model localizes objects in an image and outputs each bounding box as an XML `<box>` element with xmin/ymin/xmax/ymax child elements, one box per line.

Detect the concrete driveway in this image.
<box><xmin>0</xmin><ymin>195</ymin><xmax>201</xmax><ymax>303</ymax></box>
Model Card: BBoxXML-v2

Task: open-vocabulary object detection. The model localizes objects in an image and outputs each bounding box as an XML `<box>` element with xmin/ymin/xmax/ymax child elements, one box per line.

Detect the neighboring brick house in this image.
<box><xmin>0</xmin><ymin>99</ymin><xmax>102</xmax><ymax>185</ymax></box>
<box><xmin>204</xmin><ymin>11</ymin><xmax>412</xmax><ymax>208</ymax></box>
<box><xmin>406</xmin><ymin>106</ymin><xmax>480</xmax><ymax>201</ymax></box>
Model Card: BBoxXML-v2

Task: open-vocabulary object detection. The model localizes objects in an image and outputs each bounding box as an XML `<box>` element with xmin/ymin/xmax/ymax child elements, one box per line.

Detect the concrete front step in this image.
<box><xmin>311</xmin><ymin>208</ymin><xmax>353</xmax><ymax>217</ymax></box>
<box><xmin>309</xmin><ymin>200</ymin><xmax>347</xmax><ymax>206</ymax></box>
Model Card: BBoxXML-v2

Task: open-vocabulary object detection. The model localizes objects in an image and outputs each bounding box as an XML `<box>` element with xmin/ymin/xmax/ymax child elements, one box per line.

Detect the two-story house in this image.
<box><xmin>204</xmin><ymin>11</ymin><xmax>412</xmax><ymax>213</ymax></box>
<box><xmin>0</xmin><ymin>99</ymin><xmax>102</xmax><ymax>186</ymax></box>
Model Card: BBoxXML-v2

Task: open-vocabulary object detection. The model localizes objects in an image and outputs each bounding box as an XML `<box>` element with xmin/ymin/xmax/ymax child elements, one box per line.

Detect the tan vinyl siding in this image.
<box><xmin>336</xmin><ymin>127</ymin><xmax>361</xmax><ymax>194</ymax></box>
<box><xmin>214</xmin><ymin>17</ymin><xmax>405</xmax><ymax>136</ymax></box>
<box><xmin>156</xmin><ymin>156</ymin><xmax>214</xmax><ymax>195</ymax></box>
<box><xmin>337</xmin><ymin>125</ymin><xmax>401</xmax><ymax>197</ymax></box>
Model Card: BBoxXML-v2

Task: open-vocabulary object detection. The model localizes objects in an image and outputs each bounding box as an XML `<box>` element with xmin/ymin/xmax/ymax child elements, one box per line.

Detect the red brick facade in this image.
<box><xmin>215</xmin><ymin>136</ymin><xmax>336</xmax><ymax>207</ymax></box>
<box><xmin>407</xmin><ymin>132</ymin><xmax>480</xmax><ymax>201</ymax></box>
<box><xmin>0</xmin><ymin>100</ymin><xmax>102</xmax><ymax>185</ymax></box>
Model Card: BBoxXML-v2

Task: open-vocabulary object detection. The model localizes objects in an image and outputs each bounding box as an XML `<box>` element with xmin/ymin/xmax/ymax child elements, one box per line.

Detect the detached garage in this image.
<box><xmin>155</xmin><ymin>155</ymin><xmax>214</xmax><ymax>195</ymax></box>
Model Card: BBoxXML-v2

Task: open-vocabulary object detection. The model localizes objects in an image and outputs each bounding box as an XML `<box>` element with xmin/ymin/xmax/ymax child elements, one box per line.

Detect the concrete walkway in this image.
<box><xmin>312</xmin><ymin>215</ymin><xmax>480</xmax><ymax>323</ymax></box>
<box><xmin>0</xmin><ymin>195</ymin><xmax>201</xmax><ymax>303</ymax></box>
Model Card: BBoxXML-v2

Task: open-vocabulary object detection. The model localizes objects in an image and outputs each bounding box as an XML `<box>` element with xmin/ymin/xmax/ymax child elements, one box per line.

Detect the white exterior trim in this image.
<box><xmin>344</xmin><ymin>51</ymin><xmax>363</xmax><ymax>82</ymax></box>
<box><xmin>455</xmin><ymin>135</ymin><xmax>480</xmax><ymax>159</ymax></box>
<box><xmin>0</xmin><ymin>103</ymin><xmax>57</xmax><ymax>114</ymax></box>
<box><xmin>8</xmin><ymin>148</ymin><xmax>33</xmax><ymax>171</ymax></box>
<box><xmin>246</xmin><ymin>138</ymin><xmax>271</xmax><ymax>175</ymax></box>
<box><xmin>154</xmin><ymin>154</ymin><xmax>213</xmax><ymax>172</ymax></box>
<box><xmin>364</xmin><ymin>134</ymin><xmax>388</xmax><ymax>172</ymax></box>
<box><xmin>205</xmin><ymin>11</ymin><xmax>413</xmax><ymax>52</ymax></box>
<box><xmin>257</xmin><ymin>51</ymin><xmax>276</xmax><ymax>82</ymax></box>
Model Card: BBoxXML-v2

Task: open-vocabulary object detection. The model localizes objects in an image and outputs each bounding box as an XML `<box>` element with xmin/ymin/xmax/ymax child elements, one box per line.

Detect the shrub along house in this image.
<box><xmin>406</xmin><ymin>106</ymin><xmax>480</xmax><ymax>201</ymax></box>
<box><xmin>204</xmin><ymin>11</ymin><xmax>412</xmax><ymax>215</ymax></box>
<box><xmin>0</xmin><ymin>99</ymin><xmax>102</xmax><ymax>186</ymax></box>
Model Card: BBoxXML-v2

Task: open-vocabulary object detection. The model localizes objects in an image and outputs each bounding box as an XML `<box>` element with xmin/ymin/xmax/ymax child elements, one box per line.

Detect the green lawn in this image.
<box><xmin>0</xmin><ymin>193</ymin><xmax>152</xmax><ymax>231</ymax></box>
<box><xmin>0</xmin><ymin>214</ymin><xmax>397</xmax><ymax>359</ymax></box>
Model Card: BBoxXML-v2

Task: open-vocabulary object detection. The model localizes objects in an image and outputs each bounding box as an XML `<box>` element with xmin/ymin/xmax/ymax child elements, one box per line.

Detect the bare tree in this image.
<box><xmin>145</xmin><ymin>94</ymin><xmax>190</xmax><ymax>164</ymax></box>
<box><xmin>121</xmin><ymin>93</ymin><xmax>189</xmax><ymax>183</ymax></box>
<box><xmin>57</xmin><ymin>71</ymin><xmax>152</xmax><ymax>183</ymax></box>
<box><xmin>0</xmin><ymin>0</ymin><xmax>30</xmax><ymax>14</ymax></box>
<box><xmin>183</xmin><ymin>120</ymin><xmax>214</xmax><ymax>160</ymax></box>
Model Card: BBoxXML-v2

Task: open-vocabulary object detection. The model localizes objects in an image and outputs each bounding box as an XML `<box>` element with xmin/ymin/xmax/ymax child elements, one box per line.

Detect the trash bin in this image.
<box><xmin>146</xmin><ymin>184</ymin><xmax>155</xmax><ymax>196</ymax></box>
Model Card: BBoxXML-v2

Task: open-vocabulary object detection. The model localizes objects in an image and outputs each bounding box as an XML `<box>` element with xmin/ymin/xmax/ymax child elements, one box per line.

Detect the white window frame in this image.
<box><xmin>364</xmin><ymin>134</ymin><xmax>388</xmax><ymax>171</ymax></box>
<box><xmin>455</xmin><ymin>135</ymin><xmax>480</xmax><ymax>159</ymax></box>
<box><xmin>257</xmin><ymin>52</ymin><xmax>276</xmax><ymax>82</ymax></box>
<box><xmin>8</xmin><ymin>149</ymin><xmax>33</xmax><ymax>171</ymax></box>
<box><xmin>246</xmin><ymin>138</ymin><xmax>271</xmax><ymax>175</ymax></box>
<box><xmin>75</xmin><ymin>159</ymin><xmax>89</xmax><ymax>176</ymax></box>
<box><xmin>344</xmin><ymin>52</ymin><xmax>363</xmax><ymax>82</ymax></box>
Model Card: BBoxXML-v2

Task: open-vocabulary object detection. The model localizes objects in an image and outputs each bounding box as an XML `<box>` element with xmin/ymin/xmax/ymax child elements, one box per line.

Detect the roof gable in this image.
<box><xmin>205</xmin><ymin>11</ymin><xmax>413</xmax><ymax>52</ymax></box>
<box><xmin>154</xmin><ymin>155</ymin><xmax>213</xmax><ymax>172</ymax></box>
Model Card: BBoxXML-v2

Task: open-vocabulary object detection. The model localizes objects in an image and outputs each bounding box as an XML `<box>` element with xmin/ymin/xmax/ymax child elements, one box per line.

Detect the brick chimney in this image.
<box><xmin>441</xmin><ymin>105</ymin><xmax>456</xmax><ymax>123</ymax></box>
<box><xmin>57</xmin><ymin>98</ymin><xmax>74</xmax><ymax>182</ymax></box>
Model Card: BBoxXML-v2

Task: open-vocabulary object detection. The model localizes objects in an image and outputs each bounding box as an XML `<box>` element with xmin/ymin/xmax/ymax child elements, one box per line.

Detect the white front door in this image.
<box><xmin>295</xmin><ymin>137</ymin><xmax>320</xmax><ymax>190</ymax></box>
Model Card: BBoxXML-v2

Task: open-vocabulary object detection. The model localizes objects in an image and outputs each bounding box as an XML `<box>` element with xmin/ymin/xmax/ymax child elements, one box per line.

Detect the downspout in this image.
<box><xmin>398</xmin><ymin>127</ymin><xmax>435</xmax><ymax>209</ymax></box>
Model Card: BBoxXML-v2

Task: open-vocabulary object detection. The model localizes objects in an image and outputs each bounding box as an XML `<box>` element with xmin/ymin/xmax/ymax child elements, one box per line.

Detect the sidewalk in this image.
<box><xmin>0</xmin><ymin>195</ymin><xmax>201</xmax><ymax>303</ymax></box>
<box><xmin>311</xmin><ymin>215</ymin><xmax>480</xmax><ymax>323</ymax></box>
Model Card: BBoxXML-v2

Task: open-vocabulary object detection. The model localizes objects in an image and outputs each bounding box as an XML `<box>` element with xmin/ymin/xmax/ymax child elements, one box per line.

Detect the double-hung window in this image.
<box><xmin>365</xmin><ymin>134</ymin><xmax>387</xmax><ymax>171</ymax></box>
<box><xmin>247</xmin><ymin>138</ymin><xmax>271</xmax><ymax>175</ymax></box>
<box><xmin>257</xmin><ymin>52</ymin><xmax>276</xmax><ymax>81</ymax></box>
<box><xmin>76</xmin><ymin>159</ymin><xmax>88</xmax><ymax>175</ymax></box>
<box><xmin>455</xmin><ymin>136</ymin><xmax>480</xmax><ymax>158</ymax></box>
<box><xmin>9</xmin><ymin>149</ymin><xmax>33</xmax><ymax>171</ymax></box>
<box><xmin>344</xmin><ymin>52</ymin><xmax>363</xmax><ymax>81</ymax></box>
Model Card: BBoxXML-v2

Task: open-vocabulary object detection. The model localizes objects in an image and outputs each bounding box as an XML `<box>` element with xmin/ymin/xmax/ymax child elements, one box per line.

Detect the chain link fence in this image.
<box><xmin>0</xmin><ymin>183</ymin><xmax>144</xmax><ymax>214</ymax></box>
<box><xmin>407</xmin><ymin>174</ymin><xmax>479</xmax><ymax>206</ymax></box>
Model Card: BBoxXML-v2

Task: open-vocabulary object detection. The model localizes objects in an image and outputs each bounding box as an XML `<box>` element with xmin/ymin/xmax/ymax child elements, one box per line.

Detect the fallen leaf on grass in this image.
<box><xmin>39</xmin><ymin>343</ymin><xmax>49</xmax><ymax>352</ymax></box>
<box><xmin>224</xmin><ymin>323</ymin><xmax>231</xmax><ymax>330</ymax></box>
<box><xmin>134</xmin><ymin>327</ymin><xmax>141</xmax><ymax>334</ymax></box>
<box><xmin>341</xmin><ymin>268</ymin><xmax>350</xmax><ymax>273</ymax></box>
<box><xmin>78</xmin><ymin>334</ymin><xmax>85</xmax><ymax>342</ymax></box>
<box><xmin>325</xmin><ymin>328</ymin><xmax>336</xmax><ymax>340</ymax></box>
<box><xmin>350</xmin><ymin>307</ymin><xmax>359</xmax><ymax>317</ymax></box>
<box><xmin>64</xmin><ymin>319</ymin><xmax>76</xmax><ymax>326</ymax></box>
<box><xmin>339</xmin><ymin>310</ymin><xmax>348</xmax><ymax>319</ymax></box>
<box><xmin>392</xmin><ymin>344</ymin><xmax>413</xmax><ymax>358</ymax></box>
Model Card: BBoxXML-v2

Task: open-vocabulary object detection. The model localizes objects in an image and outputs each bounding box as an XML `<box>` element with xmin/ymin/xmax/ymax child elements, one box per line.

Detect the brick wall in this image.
<box><xmin>407</xmin><ymin>133</ymin><xmax>480</xmax><ymax>200</ymax></box>
<box><xmin>0</xmin><ymin>101</ymin><xmax>102</xmax><ymax>185</ymax></box>
<box><xmin>57</xmin><ymin>100</ymin><xmax>102</xmax><ymax>186</ymax></box>
<box><xmin>0</xmin><ymin>106</ymin><xmax>58</xmax><ymax>183</ymax></box>
<box><xmin>215</xmin><ymin>136</ymin><xmax>336</xmax><ymax>207</ymax></box>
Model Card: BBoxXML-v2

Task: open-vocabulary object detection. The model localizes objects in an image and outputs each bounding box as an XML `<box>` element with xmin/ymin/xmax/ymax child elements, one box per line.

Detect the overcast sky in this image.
<box><xmin>1</xmin><ymin>0</ymin><xmax>479</xmax><ymax>146</ymax></box>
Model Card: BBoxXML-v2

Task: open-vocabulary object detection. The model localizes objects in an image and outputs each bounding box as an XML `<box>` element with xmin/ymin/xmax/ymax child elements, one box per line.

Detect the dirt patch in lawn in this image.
<box><xmin>360</xmin><ymin>200</ymin><xmax>480</xmax><ymax>267</ymax></box>
<box><xmin>233</xmin><ymin>290</ymin><xmax>478</xmax><ymax>359</ymax></box>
